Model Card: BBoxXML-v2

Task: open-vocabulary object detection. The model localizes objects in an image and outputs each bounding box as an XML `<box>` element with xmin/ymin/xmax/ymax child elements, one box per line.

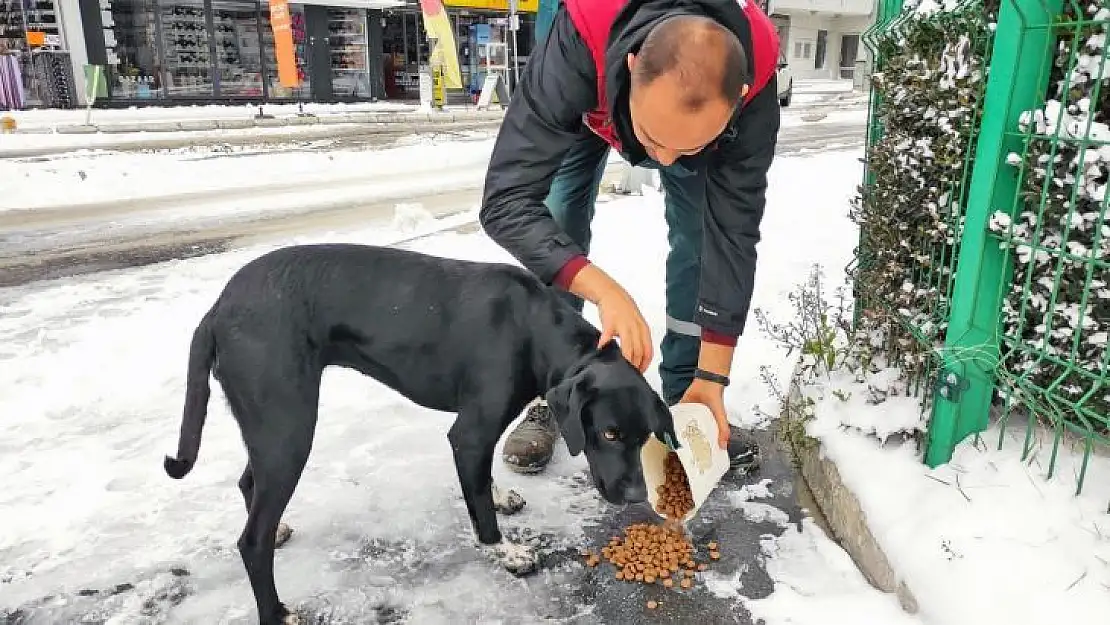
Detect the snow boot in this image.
<box><xmin>502</xmin><ymin>400</ymin><xmax>561</xmax><ymax>474</ymax></box>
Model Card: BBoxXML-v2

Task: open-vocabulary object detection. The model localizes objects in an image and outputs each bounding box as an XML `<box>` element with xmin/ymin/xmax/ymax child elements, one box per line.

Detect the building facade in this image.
<box><xmin>766</xmin><ymin>0</ymin><xmax>874</xmax><ymax>81</ymax></box>
<box><xmin>0</xmin><ymin>0</ymin><xmax>535</xmax><ymax>108</ymax></box>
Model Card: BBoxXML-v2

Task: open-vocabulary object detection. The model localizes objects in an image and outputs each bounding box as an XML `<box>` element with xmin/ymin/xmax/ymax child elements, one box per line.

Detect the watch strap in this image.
<box><xmin>694</xmin><ymin>368</ymin><xmax>730</xmax><ymax>387</ymax></box>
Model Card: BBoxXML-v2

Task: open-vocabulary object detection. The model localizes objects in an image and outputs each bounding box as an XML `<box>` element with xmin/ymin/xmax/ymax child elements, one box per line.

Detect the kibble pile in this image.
<box><xmin>580</xmin><ymin>452</ymin><xmax>722</xmax><ymax>610</ymax></box>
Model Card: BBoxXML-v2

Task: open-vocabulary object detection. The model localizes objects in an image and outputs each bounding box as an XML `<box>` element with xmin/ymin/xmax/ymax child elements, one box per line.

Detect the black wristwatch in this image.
<box><xmin>694</xmin><ymin>368</ymin><xmax>730</xmax><ymax>387</ymax></box>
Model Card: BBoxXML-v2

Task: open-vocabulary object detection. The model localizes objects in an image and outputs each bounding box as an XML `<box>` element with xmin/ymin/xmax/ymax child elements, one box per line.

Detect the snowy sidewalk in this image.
<box><xmin>0</xmin><ymin>148</ymin><xmax>916</xmax><ymax>624</ymax></box>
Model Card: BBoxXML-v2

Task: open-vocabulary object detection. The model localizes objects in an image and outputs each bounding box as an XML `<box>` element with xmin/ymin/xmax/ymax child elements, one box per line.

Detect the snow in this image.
<box><xmin>0</xmin><ymin>133</ymin><xmax>498</xmax><ymax>213</ymax></box>
<box><xmin>801</xmin><ymin>369</ymin><xmax>1110</xmax><ymax>625</ymax></box>
<box><xmin>5</xmin><ymin>101</ymin><xmax>418</xmax><ymax>131</ymax></box>
<box><xmin>0</xmin><ymin>146</ymin><xmax>912</xmax><ymax>623</ymax></box>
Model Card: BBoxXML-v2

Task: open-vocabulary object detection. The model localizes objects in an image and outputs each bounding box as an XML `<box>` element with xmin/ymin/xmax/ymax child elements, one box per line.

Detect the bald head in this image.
<box><xmin>631</xmin><ymin>15</ymin><xmax>749</xmax><ymax>111</ymax></box>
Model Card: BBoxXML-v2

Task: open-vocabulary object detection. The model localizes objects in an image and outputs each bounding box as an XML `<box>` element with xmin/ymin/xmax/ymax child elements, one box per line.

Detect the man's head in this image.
<box><xmin>627</xmin><ymin>15</ymin><xmax>749</xmax><ymax>166</ymax></box>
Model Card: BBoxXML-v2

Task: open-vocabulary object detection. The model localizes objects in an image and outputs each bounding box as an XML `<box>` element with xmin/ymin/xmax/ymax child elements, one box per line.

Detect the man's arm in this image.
<box><xmin>479</xmin><ymin>8</ymin><xmax>598</xmax><ymax>286</ymax></box>
<box><xmin>695</xmin><ymin>77</ymin><xmax>781</xmax><ymax>351</ymax></box>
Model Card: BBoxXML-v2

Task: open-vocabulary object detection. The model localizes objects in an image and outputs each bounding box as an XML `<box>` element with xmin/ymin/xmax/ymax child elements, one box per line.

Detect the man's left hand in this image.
<box><xmin>679</xmin><ymin>378</ymin><xmax>729</xmax><ymax>449</ymax></box>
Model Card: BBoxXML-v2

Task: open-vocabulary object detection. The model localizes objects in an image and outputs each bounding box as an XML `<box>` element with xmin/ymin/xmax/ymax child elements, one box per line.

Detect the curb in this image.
<box><xmin>0</xmin><ymin>118</ymin><xmax>505</xmax><ymax>159</ymax></box>
<box><xmin>39</xmin><ymin>110</ymin><xmax>505</xmax><ymax>136</ymax></box>
<box><xmin>781</xmin><ymin>363</ymin><xmax>920</xmax><ymax>615</ymax></box>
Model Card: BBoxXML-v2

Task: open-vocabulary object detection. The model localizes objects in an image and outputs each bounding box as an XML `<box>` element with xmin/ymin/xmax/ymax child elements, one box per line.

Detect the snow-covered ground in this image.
<box><xmin>0</xmin><ymin>147</ymin><xmax>917</xmax><ymax>624</ymax></box>
<box><xmin>4</xmin><ymin>101</ymin><xmax>418</xmax><ymax>131</ymax></box>
<box><xmin>799</xmin><ymin>370</ymin><xmax>1110</xmax><ymax>625</ymax></box>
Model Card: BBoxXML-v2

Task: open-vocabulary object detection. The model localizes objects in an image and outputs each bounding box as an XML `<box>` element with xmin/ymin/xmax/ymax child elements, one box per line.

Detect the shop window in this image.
<box><xmin>161</xmin><ymin>0</ymin><xmax>213</xmax><ymax>96</ymax></box>
<box><xmin>261</xmin><ymin>2</ymin><xmax>309</xmax><ymax>99</ymax></box>
<box><xmin>211</xmin><ymin>1</ymin><xmax>265</xmax><ymax>97</ymax></box>
<box><xmin>328</xmin><ymin>7</ymin><xmax>370</xmax><ymax>98</ymax></box>
<box><xmin>102</xmin><ymin>0</ymin><xmax>163</xmax><ymax>99</ymax></box>
<box><xmin>2</xmin><ymin>0</ymin><xmax>73</xmax><ymax>107</ymax></box>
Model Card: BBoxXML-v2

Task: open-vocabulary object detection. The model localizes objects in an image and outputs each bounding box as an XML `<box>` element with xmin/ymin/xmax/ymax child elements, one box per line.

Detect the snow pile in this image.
<box><xmin>753</xmin><ymin>259</ymin><xmax>1109</xmax><ymax>625</ymax></box>
<box><xmin>801</xmin><ymin>368</ymin><xmax>1110</xmax><ymax>625</ymax></box>
<box><xmin>993</xmin><ymin>2</ymin><xmax>1110</xmax><ymax>427</ymax></box>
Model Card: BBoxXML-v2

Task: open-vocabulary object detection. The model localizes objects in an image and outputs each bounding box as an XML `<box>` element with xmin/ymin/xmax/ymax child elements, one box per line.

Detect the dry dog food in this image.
<box><xmin>580</xmin><ymin>518</ymin><xmax>723</xmax><ymax>595</ymax></box>
<box><xmin>655</xmin><ymin>451</ymin><xmax>695</xmax><ymax>520</ymax></box>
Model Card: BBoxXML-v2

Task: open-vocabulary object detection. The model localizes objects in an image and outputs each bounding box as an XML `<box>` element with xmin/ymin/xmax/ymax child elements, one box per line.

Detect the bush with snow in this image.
<box><xmin>851</xmin><ymin>0</ymin><xmax>999</xmax><ymax>383</ymax></box>
<box><xmin>855</xmin><ymin>0</ymin><xmax>1108</xmax><ymax>435</ymax></box>
<box><xmin>993</xmin><ymin>1</ymin><xmax>1110</xmax><ymax>430</ymax></box>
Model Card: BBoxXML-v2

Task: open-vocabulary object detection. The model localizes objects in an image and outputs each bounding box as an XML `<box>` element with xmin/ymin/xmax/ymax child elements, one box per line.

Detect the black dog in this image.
<box><xmin>163</xmin><ymin>243</ymin><xmax>677</xmax><ymax>625</ymax></box>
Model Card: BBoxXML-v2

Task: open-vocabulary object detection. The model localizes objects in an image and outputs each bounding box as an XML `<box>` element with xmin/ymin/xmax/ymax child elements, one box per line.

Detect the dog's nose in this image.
<box><xmin>622</xmin><ymin>482</ymin><xmax>648</xmax><ymax>504</ymax></box>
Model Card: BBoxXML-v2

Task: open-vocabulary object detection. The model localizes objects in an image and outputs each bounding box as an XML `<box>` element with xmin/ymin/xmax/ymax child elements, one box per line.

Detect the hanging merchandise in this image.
<box><xmin>161</xmin><ymin>1</ymin><xmax>213</xmax><ymax>96</ymax></box>
<box><xmin>0</xmin><ymin>52</ymin><xmax>24</xmax><ymax>109</ymax></box>
<box><xmin>30</xmin><ymin>51</ymin><xmax>73</xmax><ymax>107</ymax></box>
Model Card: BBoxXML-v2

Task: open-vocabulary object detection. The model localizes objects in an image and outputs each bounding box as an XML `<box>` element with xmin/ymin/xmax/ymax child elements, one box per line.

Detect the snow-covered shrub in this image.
<box><xmin>991</xmin><ymin>1</ymin><xmax>1110</xmax><ymax>431</ymax></box>
<box><xmin>850</xmin><ymin>0</ymin><xmax>1000</xmax><ymax>384</ymax></box>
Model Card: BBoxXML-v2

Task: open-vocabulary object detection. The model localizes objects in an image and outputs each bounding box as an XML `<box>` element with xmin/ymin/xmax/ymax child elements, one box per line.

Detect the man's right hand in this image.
<box><xmin>568</xmin><ymin>264</ymin><xmax>654</xmax><ymax>373</ymax></box>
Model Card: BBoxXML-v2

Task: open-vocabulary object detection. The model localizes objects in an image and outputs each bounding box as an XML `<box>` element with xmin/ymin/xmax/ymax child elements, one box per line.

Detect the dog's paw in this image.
<box><xmin>492</xmin><ymin>483</ymin><xmax>526</xmax><ymax>516</ymax></box>
<box><xmin>275</xmin><ymin>523</ymin><xmax>294</xmax><ymax>549</ymax></box>
<box><xmin>483</xmin><ymin>541</ymin><xmax>538</xmax><ymax>577</ymax></box>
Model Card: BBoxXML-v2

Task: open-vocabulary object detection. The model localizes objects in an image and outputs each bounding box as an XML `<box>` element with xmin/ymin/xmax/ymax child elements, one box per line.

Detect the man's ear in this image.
<box><xmin>740</xmin><ymin>83</ymin><xmax>750</xmax><ymax>100</ymax></box>
<box><xmin>545</xmin><ymin>371</ymin><xmax>594</xmax><ymax>456</ymax></box>
<box><xmin>627</xmin><ymin>52</ymin><xmax>636</xmax><ymax>72</ymax></box>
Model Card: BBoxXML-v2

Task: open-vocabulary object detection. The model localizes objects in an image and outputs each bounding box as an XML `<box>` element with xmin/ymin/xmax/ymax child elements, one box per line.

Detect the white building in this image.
<box><xmin>765</xmin><ymin>0</ymin><xmax>875</xmax><ymax>81</ymax></box>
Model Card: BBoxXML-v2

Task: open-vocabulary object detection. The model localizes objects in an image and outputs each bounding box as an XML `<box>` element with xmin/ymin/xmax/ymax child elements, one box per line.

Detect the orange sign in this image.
<box><xmin>25</xmin><ymin>31</ymin><xmax>45</xmax><ymax>47</ymax></box>
<box><xmin>268</xmin><ymin>0</ymin><xmax>299</xmax><ymax>88</ymax></box>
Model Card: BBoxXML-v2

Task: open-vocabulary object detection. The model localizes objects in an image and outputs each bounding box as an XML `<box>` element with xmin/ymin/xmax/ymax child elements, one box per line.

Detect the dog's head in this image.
<box><xmin>545</xmin><ymin>340</ymin><xmax>677</xmax><ymax>506</ymax></box>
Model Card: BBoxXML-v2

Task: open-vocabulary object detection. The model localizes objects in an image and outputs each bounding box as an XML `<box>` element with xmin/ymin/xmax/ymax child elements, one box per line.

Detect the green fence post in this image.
<box><xmin>926</xmin><ymin>0</ymin><xmax>1062</xmax><ymax>467</ymax></box>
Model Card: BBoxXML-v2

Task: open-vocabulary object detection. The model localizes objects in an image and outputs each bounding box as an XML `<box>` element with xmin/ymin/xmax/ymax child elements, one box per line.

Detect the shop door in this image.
<box><xmin>302</xmin><ymin>4</ymin><xmax>332</xmax><ymax>100</ymax></box>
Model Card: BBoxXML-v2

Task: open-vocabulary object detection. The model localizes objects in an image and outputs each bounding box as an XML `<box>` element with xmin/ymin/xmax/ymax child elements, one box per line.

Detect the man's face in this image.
<box><xmin>626</xmin><ymin>53</ymin><xmax>745</xmax><ymax>166</ymax></box>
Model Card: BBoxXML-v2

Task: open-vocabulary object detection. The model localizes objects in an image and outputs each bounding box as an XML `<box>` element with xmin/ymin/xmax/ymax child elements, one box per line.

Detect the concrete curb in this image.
<box><xmin>39</xmin><ymin>110</ymin><xmax>505</xmax><ymax>135</ymax></box>
<box><xmin>781</xmin><ymin>363</ymin><xmax>920</xmax><ymax>615</ymax></box>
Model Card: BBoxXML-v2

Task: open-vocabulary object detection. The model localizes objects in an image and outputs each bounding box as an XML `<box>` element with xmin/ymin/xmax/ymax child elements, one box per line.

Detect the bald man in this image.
<box><xmin>480</xmin><ymin>0</ymin><xmax>781</xmax><ymax>475</ymax></box>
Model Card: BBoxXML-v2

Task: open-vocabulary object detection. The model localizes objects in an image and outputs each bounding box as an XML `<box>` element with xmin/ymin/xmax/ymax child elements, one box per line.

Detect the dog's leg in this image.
<box><xmin>448</xmin><ymin>410</ymin><xmax>538</xmax><ymax>577</ymax></box>
<box><xmin>239</xmin><ymin>463</ymin><xmax>293</xmax><ymax>548</ymax></box>
<box><xmin>221</xmin><ymin>354</ymin><xmax>321</xmax><ymax>625</ymax></box>
<box><xmin>490</xmin><ymin>481</ymin><xmax>525</xmax><ymax>515</ymax></box>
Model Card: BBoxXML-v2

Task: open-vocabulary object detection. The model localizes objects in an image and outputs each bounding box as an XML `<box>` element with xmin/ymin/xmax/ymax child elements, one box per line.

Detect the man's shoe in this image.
<box><xmin>502</xmin><ymin>401</ymin><xmax>561</xmax><ymax>474</ymax></box>
<box><xmin>727</xmin><ymin>425</ymin><xmax>761</xmax><ymax>474</ymax></box>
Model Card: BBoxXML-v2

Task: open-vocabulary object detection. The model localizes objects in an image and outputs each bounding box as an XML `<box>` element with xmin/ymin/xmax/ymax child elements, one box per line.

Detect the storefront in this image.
<box><xmin>381</xmin><ymin>0</ymin><xmax>534</xmax><ymax>101</ymax></box>
<box><xmin>1</xmin><ymin>0</ymin><xmax>82</xmax><ymax>109</ymax></box>
<box><xmin>78</xmin><ymin>0</ymin><xmax>397</xmax><ymax>104</ymax></box>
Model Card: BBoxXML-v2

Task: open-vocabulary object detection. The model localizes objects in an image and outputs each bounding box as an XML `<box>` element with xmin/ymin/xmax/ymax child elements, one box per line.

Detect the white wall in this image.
<box><xmin>775</xmin><ymin>11</ymin><xmax>871</xmax><ymax>80</ymax></box>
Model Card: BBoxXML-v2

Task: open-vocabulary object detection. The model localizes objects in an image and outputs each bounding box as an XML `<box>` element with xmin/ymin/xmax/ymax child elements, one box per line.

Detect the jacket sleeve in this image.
<box><xmin>694</xmin><ymin>77</ymin><xmax>781</xmax><ymax>345</ymax></box>
<box><xmin>479</xmin><ymin>7</ymin><xmax>598</xmax><ymax>286</ymax></box>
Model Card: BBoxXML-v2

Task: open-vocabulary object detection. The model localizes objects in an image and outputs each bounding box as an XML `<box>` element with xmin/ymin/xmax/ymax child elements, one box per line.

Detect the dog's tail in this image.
<box><xmin>164</xmin><ymin>307</ymin><xmax>217</xmax><ymax>480</ymax></box>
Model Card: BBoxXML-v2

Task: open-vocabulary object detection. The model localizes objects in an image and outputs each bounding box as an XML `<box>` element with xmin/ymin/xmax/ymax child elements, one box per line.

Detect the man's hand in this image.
<box><xmin>680</xmin><ymin>379</ymin><xmax>729</xmax><ymax>449</ymax></box>
<box><xmin>567</xmin><ymin>264</ymin><xmax>653</xmax><ymax>372</ymax></box>
<box><xmin>680</xmin><ymin>341</ymin><xmax>737</xmax><ymax>449</ymax></box>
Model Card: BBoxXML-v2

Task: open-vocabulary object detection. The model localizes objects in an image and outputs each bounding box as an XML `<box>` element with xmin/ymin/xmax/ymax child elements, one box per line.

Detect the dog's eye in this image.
<box><xmin>602</xmin><ymin>428</ymin><xmax>621</xmax><ymax>442</ymax></box>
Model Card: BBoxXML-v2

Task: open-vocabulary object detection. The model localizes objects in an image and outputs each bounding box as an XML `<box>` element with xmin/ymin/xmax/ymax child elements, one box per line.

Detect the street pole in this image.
<box><xmin>509</xmin><ymin>0</ymin><xmax>520</xmax><ymax>89</ymax></box>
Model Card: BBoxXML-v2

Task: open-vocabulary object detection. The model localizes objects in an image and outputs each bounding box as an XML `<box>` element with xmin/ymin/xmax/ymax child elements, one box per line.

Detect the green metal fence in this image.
<box><xmin>858</xmin><ymin>0</ymin><xmax>1110</xmax><ymax>493</ymax></box>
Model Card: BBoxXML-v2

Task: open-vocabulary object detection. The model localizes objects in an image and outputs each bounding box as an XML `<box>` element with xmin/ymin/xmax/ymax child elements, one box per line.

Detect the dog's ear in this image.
<box><xmin>648</xmin><ymin>394</ymin><xmax>680</xmax><ymax>450</ymax></box>
<box><xmin>545</xmin><ymin>371</ymin><xmax>594</xmax><ymax>457</ymax></box>
<box><xmin>597</xmin><ymin>338</ymin><xmax>622</xmax><ymax>359</ymax></box>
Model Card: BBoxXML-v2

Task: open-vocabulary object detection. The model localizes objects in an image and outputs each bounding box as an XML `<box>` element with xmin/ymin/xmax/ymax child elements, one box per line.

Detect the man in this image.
<box><xmin>479</xmin><ymin>0</ymin><xmax>781</xmax><ymax>475</ymax></box>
